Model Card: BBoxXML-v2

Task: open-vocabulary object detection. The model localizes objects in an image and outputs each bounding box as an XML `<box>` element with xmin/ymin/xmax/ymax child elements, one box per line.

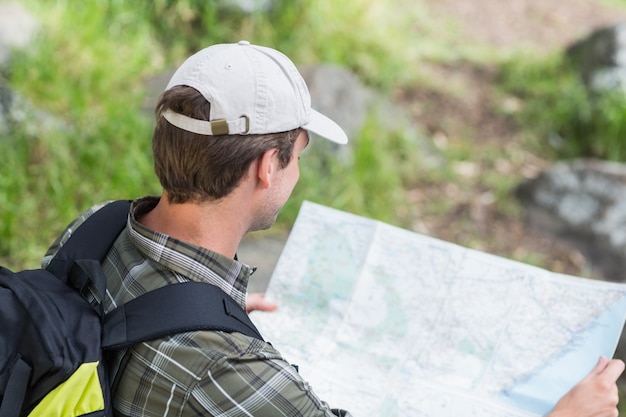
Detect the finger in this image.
<box><xmin>589</xmin><ymin>356</ymin><xmax>609</xmax><ymax>376</ymax></box>
<box><xmin>246</xmin><ymin>293</ymin><xmax>278</xmax><ymax>313</ymax></box>
<box><xmin>253</xmin><ymin>298</ymin><xmax>278</xmax><ymax>312</ymax></box>
<box><xmin>601</xmin><ymin>359</ymin><xmax>626</xmax><ymax>383</ymax></box>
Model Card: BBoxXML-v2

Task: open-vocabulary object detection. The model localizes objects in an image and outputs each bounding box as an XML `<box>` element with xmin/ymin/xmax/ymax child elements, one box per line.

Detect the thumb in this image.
<box><xmin>589</xmin><ymin>356</ymin><xmax>609</xmax><ymax>376</ymax></box>
<box><xmin>587</xmin><ymin>356</ymin><xmax>625</xmax><ymax>383</ymax></box>
<box><xmin>601</xmin><ymin>359</ymin><xmax>626</xmax><ymax>383</ymax></box>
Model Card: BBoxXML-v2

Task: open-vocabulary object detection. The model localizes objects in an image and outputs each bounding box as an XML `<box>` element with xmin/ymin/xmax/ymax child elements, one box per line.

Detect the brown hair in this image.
<box><xmin>152</xmin><ymin>86</ymin><xmax>301</xmax><ymax>204</ymax></box>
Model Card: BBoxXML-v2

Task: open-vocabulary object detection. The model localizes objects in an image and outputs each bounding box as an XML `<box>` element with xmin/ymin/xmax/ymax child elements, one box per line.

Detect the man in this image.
<box><xmin>44</xmin><ymin>41</ymin><xmax>623</xmax><ymax>416</ymax></box>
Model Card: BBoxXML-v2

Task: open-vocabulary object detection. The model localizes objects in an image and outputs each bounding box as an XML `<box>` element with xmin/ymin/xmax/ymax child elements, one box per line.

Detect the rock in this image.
<box><xmin>300</xmin><ymin>64</ymin><xmax>371</xmax><ymax>139</ymax></box>
<box><xmin>0</xmin><ymin>2</ymin><xmax>59</xmax><ymax>138</ymax></box>
<box><xmin>300</xmin><ymin>64</ymin><xmax>439</xmax><ymax>168</ymax></box>
<box><xmin>566</xmin><ymin>22</ymin><xmax>626</xmax><ymax>93</ymax></box>
<box><xmin>517</xmin><ymin>159</ymin><xmax>626</xmax><ymax>372</ymax></box>
<box><xmin>216</xmin><ymin>0</ymin><xmax>274</xmax><ymax>14</ymax></box>
<box><xmin>516</xmin><ymin>159</ymin><xmax>626</xmax><ymax>282</ymax></box>
<box><xmin>0</xmin><ymin>77</ymin><xmax>67</xmax><ymax>137</ymax></box>
<box><xmin>0</xmin><ymin>2</ymin><xmax>39</xmax><ymax>68</ymax></box>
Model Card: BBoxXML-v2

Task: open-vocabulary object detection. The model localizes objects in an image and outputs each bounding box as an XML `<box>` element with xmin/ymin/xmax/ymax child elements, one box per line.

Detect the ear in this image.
<box><xmin>256</xmin><ymin>148</ymin><xmax>279</xmax><ymax>190</ymax></box>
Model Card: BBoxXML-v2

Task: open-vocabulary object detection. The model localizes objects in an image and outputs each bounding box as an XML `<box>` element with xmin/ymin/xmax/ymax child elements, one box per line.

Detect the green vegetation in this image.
<box><xmin>2</xmin><ymin>1</ymin><xmax>161</xmax><ymax>268</ymax></box>
<box><xmin>1</xmin><ymin>1</ymin><xmax>426</xmax><ymax>268</ymax></box>
<box><xmin>500</xmin><ymin>53</ymin><xmax>626</xmax><ymax>162</ymax></box>
<box><xmin>4</xmin><ymin>0</ymin><xmax>626</xmax><ymax>274</ymax></box>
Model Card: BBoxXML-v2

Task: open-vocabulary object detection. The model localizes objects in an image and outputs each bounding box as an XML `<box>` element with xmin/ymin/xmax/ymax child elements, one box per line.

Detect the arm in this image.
<box><xmin>113</xmin><ymin>322</ymin><xmax>352</xmax><ymax>417</ymax></box>
<box><xmin>196</xmin><ymin>356</ymin><xmax>349</xmax><ymax>417</ymax></box>
<box><xmin>547</xmin><ymin>356</ymin><xmax>624</xmax><ymax>417</ymax></box>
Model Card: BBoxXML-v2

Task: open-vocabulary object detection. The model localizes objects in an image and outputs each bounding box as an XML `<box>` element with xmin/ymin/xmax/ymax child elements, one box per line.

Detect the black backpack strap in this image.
<box><xmin>43</xmin><ymin>200</ymin><xmax>263</xmax><ymax>347</ymax></box>
<box><xmin>102</xmin><ymin>282</ymin><xmax>264</xmax><ymax>349</ymax></box>
<box><xmin>0</xmin><ymin>357</ymin><xmax>31</xmax><ymax>417</ymax></box>
<box><xmin>46</xmin><ymin>200</ymin><xmax>131</xmax><ymax>300</ymax></box>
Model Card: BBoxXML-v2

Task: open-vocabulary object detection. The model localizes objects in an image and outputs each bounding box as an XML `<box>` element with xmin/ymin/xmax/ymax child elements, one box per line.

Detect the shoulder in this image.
<box><xmin>130</xmin><ymin>330</ymin><xmax>285</xmax><ymax>373</ymax></box>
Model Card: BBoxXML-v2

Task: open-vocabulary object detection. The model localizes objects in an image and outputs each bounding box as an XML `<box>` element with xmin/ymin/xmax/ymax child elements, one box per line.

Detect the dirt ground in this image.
<box><xmin>398</xmin><ymin>0</ymin><xmax>626</xmax><ymax>278</ymax></box>
<box><xmin>422</xmin><ymin>0</ymin><xmax>626</xmax><ymax>51</ymax></box>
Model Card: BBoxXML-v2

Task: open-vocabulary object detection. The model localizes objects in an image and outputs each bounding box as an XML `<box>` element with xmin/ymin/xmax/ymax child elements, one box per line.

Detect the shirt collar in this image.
<box><xmin>127</xmin><ymin>196</ymin><xmax>252</xmax><ymax>311</ymax></box>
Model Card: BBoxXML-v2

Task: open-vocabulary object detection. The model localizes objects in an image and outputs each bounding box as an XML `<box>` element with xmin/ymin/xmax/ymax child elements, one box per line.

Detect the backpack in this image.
<box><xmin>0</xmin><ymin>200</ymin><xmax>263</xmax><ymax>417</ymax></box>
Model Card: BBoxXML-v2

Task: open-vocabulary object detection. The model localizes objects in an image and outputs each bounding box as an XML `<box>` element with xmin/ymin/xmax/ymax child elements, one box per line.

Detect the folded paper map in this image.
<box><xmin>251</xmin><ymin>201</ymin><xmax>626</xmax><ymax>416</ymax></box>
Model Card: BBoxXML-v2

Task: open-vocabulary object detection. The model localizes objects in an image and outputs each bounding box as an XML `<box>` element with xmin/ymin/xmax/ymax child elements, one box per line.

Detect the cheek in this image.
<box><xmin>287</xmin><ymin>157</ymin><xmax>300</xmax><ymax>180</ymax></box>
<box><xmin>284</xmin><ymin>164</ymin><xmax>300</xmax><ymax>196</ymax></box>
<box><xmin>285</xmin><ymin>168</ymin><xmax>299</xmax><ymax>194</ymax></box>
<box><xmin>294</xmin><ymin>164</ymin><xmax>300</xmax><ymax>183</ymax></box>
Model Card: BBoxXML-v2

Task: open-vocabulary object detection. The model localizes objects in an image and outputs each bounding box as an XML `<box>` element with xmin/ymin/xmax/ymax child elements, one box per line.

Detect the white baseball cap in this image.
<box><xmin>163</xmin><ymin>40</ymin><xmax>348</xmax><ymax>144</ymax></box>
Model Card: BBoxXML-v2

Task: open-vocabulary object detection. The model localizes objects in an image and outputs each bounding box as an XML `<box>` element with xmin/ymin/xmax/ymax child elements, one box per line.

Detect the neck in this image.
<box><xmin>139</xmin><ymin>192</ymin><xmax>249</xmax><ymax>258</ymax></box>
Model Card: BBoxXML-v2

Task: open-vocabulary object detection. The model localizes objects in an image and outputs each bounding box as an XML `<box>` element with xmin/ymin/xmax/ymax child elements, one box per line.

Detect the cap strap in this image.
<box><xmin>163</xmin><ymin>110</ymin><xmax>249</xmax><ymax>136</ymax></box>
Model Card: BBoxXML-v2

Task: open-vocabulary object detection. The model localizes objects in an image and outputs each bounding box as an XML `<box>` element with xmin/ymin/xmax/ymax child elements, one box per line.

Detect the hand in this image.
<box><xmin>245</xmin><ymin>293</ymin><xmax>278</xmax><ymax>314</ymax></box>
<box><xmin>548</xmin><ymin>356</ymin><xmax>625</xmax><ymax>417</ymax></box>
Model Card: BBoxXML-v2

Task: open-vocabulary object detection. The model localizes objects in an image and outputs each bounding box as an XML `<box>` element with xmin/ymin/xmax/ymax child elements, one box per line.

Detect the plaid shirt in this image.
<box><xmin>43</xmin><ymin>197</ymin><xmax>351</xmax><ymax>417</ymax></box>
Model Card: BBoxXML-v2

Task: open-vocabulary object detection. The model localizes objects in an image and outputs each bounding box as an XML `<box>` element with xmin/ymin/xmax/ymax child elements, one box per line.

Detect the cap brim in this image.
<box><xmin>303</xmin><ymin>109</ymin><xmax>348</xmax><ymax>144</ymax></box>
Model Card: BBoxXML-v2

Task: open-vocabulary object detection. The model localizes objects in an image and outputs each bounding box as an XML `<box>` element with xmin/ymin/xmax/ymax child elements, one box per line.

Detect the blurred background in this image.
<box><xmin>4</xmin><ymin>0</ymin><xmax>626</xmax><ymax>410</ymax></box>
<box><xmin>2</xmin><ymin>0</ymin><xmax>626</xmax><ymax>283</ymax></box>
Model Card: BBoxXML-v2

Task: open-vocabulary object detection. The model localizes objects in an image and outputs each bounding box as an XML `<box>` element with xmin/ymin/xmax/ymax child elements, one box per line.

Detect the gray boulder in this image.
<box><xmin>0</xmin><ymin>2</ymin><xmax>39</xmax><ymax>68</ymax></box>
<box><xmin>0</xmin><ymin>77</ymin><xmax>68</xmax><ymax>138</ymax></box>
<box><xmin>517</xmin><ymin>159</ymin><xmax>626</xmax><ymax>370</ymax></box>
<box><xmin>300</xmin><ymin>64</ymin><xmax>439</xmax><ymax>168</ymax></box>
<box><xmin>516</xmin><ymin>159</ymin><xmax>626</xmax><ymax>282</ymax></box>
<box><xmin>299</xmin><ymin>64</ymin><xmax>368</xmax><ymax>164</ymax></box>
<box><xmin>301</xmin><ymin>65</ymin><xmax>369</xmax><ymax>133</ymax></box>
<box><xmin>566</xmin><ymin>22</ymin><xmax>626</xmax><ymax>93</ymax></box>
<box><xmin>0</xmin><ymin>2</ymin><xmax>60</xmax><ymax>138</ymax></box>
<box><xmin>216</xmin><ymin>0</ymin><xmax>274</xmax><ymax>14</ymax></box>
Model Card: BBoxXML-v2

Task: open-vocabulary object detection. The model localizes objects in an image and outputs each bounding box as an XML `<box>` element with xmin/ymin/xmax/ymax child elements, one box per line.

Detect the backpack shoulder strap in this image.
<box><xmin>43</xmin><ymin>200</ymin><xmax>264</xmax><ymax>346</ymax></box>
<box><xmin>54</xmin><ymin>200</ymin><xmax>131</xmax><ymax>262</ymax></box>
<box><xmin>46</xmin><ymin>200</ymin><xmax>131</xmax><ymax>298</ymax></box>
<box><xmin>102</xmin><ymin>281</ymin><xmax>264</xmax><ymax>348</ymax></box>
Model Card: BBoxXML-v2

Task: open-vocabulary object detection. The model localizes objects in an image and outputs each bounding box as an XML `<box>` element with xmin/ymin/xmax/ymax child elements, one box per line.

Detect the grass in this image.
<box><xmin>285</xmin><ymin>112</ymin><xmax>422</xmax><ymax>229</ymax></box>
<box><xmin>6</xmin><ymin>2</ymin><xmax>626</xmax><ymax>266</ymax></box>
<box><xmin>499</xmin><ymin>52</ymin><xmax>626</xmax><ymax>162</ymax></box>
<box><xmin>2</xmin><ymin>1</ymin><xmax>162</xmax><ymax>268</ymax></box>
<box><xmin>2</xmin><ymin>0</ymin><xmax>429</xmax><ymax>269</ymax></box>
